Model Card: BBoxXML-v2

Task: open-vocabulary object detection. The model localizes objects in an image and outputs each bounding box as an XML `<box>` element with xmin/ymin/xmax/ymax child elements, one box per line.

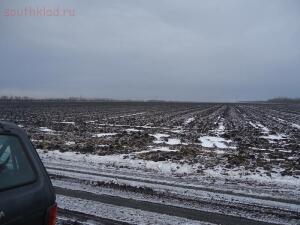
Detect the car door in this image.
<box><xmin>0</xmin><ymin>133</ymin><xmax>53</xmax><ymax>225</ymax></box>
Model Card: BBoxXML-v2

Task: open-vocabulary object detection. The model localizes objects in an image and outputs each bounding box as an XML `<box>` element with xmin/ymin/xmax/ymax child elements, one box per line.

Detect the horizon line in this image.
<box><xmin>0</xmin><ymin>95</ymin><xmax>299</xmax><ymax>104</ymax></box>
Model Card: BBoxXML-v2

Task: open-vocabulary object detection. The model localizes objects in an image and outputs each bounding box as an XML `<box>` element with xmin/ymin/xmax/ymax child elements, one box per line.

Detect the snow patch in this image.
<box><xmin>60</xmin><ymin>121</ymin><xmax>75</xmax><ymax>125</ymax></box>
<box><xmin>171</xmin><ymin>129</ymin><xmax>184</xmax><ymax>134</ymax></box>
<box><xmin>65</xmin><ymin>141</ymin><xmax>75</xmax><ymax>146</ymax></box>
<box><xmin>198</xmin><ymin>136</ymin><xmax>233</xmax><ymax>149</ymax></box>
<box><xmin>126</xmin><ymin>128</ymin><xmax>142</xmax><ymax>132</ymax></box>
<box><xmin>292</xmin><ymin>123</ymin><xmax>300</xmax><ymax>129</ymax></box>
<box><xmin>39</xmin><ymin>150</ymin><xmax>194</xmax><ymax>175</ymax></box>
<box><xmin>150</xmin><ymin>133</ymin><xmax>170</xmax><ymax>144</ymax></box>
<box><xmin>137</xmin><ymin>146</ymin><xmax>178</xmax><ymax>154</ymax></box>
<box><xmin>39</xmin><ymin>127</ymin><xmax>55</xmax><ymax>133</ymax></box>
<box><xmin>98</xmin><ymin>144</ymin><xmax>110</xmax><ymax>148</ymax></box>
<box><xmin>256</xmin><ymin>123</ymin><xmax>270</xmax><ymax>134</ymax></box>
<box><xmin>93</xmin><ymin>133</ymin><xmax>117</xmax><ymax>138</ymax></box>
<box><xmin>166</xmin><ymin>138</ymin><xmax>181</xmax><ymax>145</ymax></box>
<box><xmin>260</xmin><ymin>134</ymin><xmax>285</xmax><ymax>140</ymax></box>
<box><xmin>184</xmin><ymin>117</ymin><xmax>195</xmax><ymax>125</ymax></box>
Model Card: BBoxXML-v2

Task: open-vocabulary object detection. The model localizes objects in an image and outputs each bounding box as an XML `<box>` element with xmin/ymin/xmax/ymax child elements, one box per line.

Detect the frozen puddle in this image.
<box><xmin>198</xmin><ymin>136</ymin><xmax>234</xmax><ymax>149</ymax></box>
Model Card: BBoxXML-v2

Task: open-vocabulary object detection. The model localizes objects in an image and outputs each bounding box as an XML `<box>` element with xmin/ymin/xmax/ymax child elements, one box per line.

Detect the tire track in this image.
<box><xmin>58</xmin><ymin>208</ymin><xmax>131</xmax><ymax>225</ymax></box>
<box><xmin>55</xmin><ymin>187</ymin><xmax>278</xmax><ymax>225</ymax></box>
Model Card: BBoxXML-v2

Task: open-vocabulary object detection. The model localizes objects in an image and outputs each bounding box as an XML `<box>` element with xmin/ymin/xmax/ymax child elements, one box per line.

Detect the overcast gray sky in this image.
<box><xmin>0</xmin><ymin>0</ymin><xmax>299</xmax><ymax>102</ymax></box>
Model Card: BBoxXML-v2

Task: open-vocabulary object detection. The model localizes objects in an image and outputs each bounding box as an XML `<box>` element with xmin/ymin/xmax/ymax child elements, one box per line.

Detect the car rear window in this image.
<box><xmin>0</xmin><ymin>135</ymin><xmax>36</xmax><ymax>191</ymax></box>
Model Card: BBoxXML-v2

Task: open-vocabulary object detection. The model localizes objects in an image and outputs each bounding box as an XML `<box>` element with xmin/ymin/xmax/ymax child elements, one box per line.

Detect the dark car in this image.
<box><xmin>0</xmin><ymin>121</ymin><xmax>56</xmax><ymax>225</ymax></box>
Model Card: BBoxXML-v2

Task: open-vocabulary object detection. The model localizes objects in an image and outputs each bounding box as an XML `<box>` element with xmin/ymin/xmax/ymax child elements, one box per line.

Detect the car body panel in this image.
<box><xmin>0</xmin><ymin>122</ymin><xmax>55</xmax><ymax>225</ymax></box>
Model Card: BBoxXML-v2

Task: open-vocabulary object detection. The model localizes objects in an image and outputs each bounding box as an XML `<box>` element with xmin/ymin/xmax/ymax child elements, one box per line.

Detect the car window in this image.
<box><xmin>0</xmin><ymin>135</ymin><xmax>36</xmax><ymax>191</ymax></box>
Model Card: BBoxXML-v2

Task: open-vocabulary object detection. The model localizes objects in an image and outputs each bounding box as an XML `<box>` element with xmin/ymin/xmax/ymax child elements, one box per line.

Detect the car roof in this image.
<box><xmin>0</xmin><ymin>121</ymin><xmax>22</xmax><ymax>133</ymax></box>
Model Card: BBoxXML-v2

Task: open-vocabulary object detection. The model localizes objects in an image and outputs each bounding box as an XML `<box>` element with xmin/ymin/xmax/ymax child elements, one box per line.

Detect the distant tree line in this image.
<box><xmin>0</xmin><ymin>95</ymin><xmax>172</xmax><ymax>103</ymax></box>
<box><xmin>0</xmin><ymin>96</ymin><xmax>120</xmax><ymax>102</ymax></box>
<box><xmin>267</xmin><ymin>97</ymin><xmax>300</xmax><ymax>103</ymax></box>
<box><xmin>0</xmin><ymin>96</ymin><xmax>35</xmax><ymax>102</ymax></box>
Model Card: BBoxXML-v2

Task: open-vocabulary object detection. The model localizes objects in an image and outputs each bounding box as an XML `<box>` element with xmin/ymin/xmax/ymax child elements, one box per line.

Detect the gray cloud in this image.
<box><xmin>0</xmin><ymin>0</ymin><xmax>299</xmax><ymax>101</ymax></box>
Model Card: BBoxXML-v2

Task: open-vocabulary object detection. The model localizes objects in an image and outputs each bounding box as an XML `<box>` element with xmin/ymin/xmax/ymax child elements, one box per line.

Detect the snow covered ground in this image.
<box><xmin>3</xmin><ymin>101</ymin><xmax>300</xmax><ymax>224</ymax></box>
<box><xmin>39</xmin><ymin>148</ymin><xmax>300</xmax><ymax>225</ymax></box>
<box><xmin>38</xmin><ymin>149</ymin><xmax>300</xmax><ymax>192</ymax></box>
